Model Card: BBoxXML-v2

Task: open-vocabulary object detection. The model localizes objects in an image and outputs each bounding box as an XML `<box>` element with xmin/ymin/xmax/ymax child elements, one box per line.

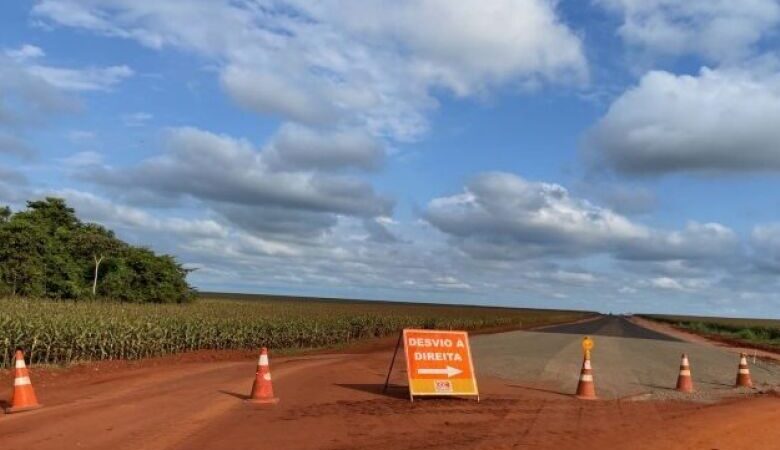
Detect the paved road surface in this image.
<box><xmin>537</xmin><ymin>315</ymin><xmax>679</xmax><ymax>341</ymax></box>
<box><xmin>471</xmin><ymin>315</ymin><xmax>780</xmax><ymax>400</ymax></box>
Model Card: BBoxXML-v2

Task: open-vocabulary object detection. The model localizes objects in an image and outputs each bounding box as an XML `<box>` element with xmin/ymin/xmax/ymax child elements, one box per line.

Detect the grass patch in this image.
<box><xmin>642</xmin><ymin>314</ymin><xmax>780</xmax><ymax>349</ymax></box>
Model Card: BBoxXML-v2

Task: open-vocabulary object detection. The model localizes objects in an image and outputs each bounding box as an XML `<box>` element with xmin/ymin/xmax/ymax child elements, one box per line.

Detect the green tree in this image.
<box><xmin>0</xmin><ymin>198</ymin><xmax>194</xmax><ymax>302</ymax></box>
<box><xmin>73</xmin><ymin>224</ymin><xmax>122</xmax><ymax>296</ymax></box>
<box><xmin>0</xmin><ymin>220</ymin><xmax>46</xmax><ymax>296</ymax></box>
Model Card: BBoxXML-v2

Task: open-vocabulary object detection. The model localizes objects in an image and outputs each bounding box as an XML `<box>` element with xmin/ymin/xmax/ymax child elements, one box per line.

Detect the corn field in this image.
<box><xmin>0</xmin><ymin>296</ymin><xmax>588</xmax><ymax>368</ymax></box>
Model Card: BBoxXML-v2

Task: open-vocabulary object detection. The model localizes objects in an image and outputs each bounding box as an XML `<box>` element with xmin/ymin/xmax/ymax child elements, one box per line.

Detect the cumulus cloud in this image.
<box><xmin>596</xmin><ymin>0</ymin><xmax>780</xmax><ymax>63</ymax></box>
<box><xmin>5</xmin><ymin>44</ymin><xmax>133</xmax><ymax>92</ymax></box>
<box><xmin>32</xmin><ymin>0</ymin><xmax>587</xmax><ymax>141</ymax></box>
<box><xmin>26</xmin><ymin>64</ymin><xmax>133</xmax><ymax>92</ymax></box>
<box><xmin>0</xmin><ymin>50</ymin><xmax>79</xmax><ymax>126</ymax></box>
<box><xmin>54</xmin><ymin>188</ymin><xmax>229</xmax><ymax>239</ymax></box>
<box><xmin>0</xmin><ymin>43</ymin><xmax>132</xmax><ymax>164</ymax></box>
<box><xmin>751</xmin><ymin>224</ymin><xmax>780</xmax><ymax>272</ymax></box>
<box><xmin>586</xmin><ymin>67</ymin><xmax>780</xmax><ymax>174</ymax></box>
<box><xmin>424</xmin><ymin>172</ymin><xmax>738</xmax><ymax>262</ymax></box>
<box><xmin>83</xmin><ymin>126</ymin><xmax>393</xmax><ymax>239</ymax></box>
<box><xmin>263</xmin><ymin>124</ymin><xmax>384</xmax><ymax>172</ymax></box>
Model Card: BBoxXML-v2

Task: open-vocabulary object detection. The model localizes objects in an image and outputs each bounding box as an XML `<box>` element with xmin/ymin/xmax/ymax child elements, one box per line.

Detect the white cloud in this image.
<box><xmin>5</xmin><ymin>44</ymin><xmax>45</xmax><ymax>61</ymax></box>
<box><xmin>586</xmin><ymin>67</ymin><xmax>780</xmax><ymax>174</ymax></box>
<box><xmin>263</xmin><ymin>124</ymin><xmax>384</xmax><ymax>172</ymax></box>
<box><xmin>83</xmin><ymin>126</ymin><xmax>393</xmax><ymax>239</ymax></box>
<box><xmin>32</xmin><ymin>0</ymin><xmax>587</xmax><ymax>141</ymax></box>
<box><xmin>751</xmin><ymin>224</ymin><xmax>780</xmax><ymax>272</ymax></box>
<box><xmin>596</xmin><ymin>0</ymin><xmax>780</xmax><ymax>63</ymax></box>
<box><xmin>649</xmin><ymin>276</ymin><xmax>686</xmax><ymax>291</ymax></box>
<box><xmin>424</xmin><ymin>172</ymin><xmax>738</xmax><ymax>261</ymax></box>
<box><xmin>27</xmin><ymin>64</ymin><xmax>133</xmax><ymax>91</ymax></box>
<box><xmin>54</xmin><ymin>188</ymin><xmax>229</xmax><ymax>239</ymax></box>
<box><xmin>122</xmin><ymin>112</ymin><xmax>152</xmax><ymax>127</ymax></box>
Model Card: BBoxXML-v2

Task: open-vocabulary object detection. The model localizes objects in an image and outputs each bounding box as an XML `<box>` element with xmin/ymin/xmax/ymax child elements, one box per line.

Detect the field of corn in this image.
<box><xmin>643</xmin><ymin>314</ymin><xmax>780</xmax><ymax>349</ymax></box>
<box><xmin>0</xmin><ymin>294</ymin><xmax>590</xmax><ymax>368</ymax></box>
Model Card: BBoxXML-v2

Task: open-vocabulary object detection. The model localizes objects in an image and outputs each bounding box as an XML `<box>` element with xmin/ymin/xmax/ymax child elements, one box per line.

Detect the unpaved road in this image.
<box><xmin>1</xmin><ymin>316</ymin><xmax>779</xmax><ymax>450</ymax></box>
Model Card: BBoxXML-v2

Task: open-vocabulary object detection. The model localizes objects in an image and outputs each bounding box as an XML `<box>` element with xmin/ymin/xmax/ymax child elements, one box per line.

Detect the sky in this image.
<box><xmin>2</xmin><ymin>1</ymin><xmax>780</xmax><ymax>317</ymax></box>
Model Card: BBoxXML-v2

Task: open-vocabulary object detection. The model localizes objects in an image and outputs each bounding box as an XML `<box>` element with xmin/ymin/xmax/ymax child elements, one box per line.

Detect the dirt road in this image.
<box><xmin>1</xmin><ymin>317</ymin><xmax>779</xmax><ymax>449</ymax></box>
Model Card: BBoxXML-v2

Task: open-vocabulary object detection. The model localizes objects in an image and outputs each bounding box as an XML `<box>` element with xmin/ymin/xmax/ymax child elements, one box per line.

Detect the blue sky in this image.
<box><xmin>3</xmin><ymin>1</ymin><xmax>780</xmax><ymax>317</ymax></box>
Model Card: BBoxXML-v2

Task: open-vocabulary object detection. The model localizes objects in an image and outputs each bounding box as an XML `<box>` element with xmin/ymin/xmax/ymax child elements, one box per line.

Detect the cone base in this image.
<box><xmin>5</xmin><ymin>403</ymin><xmax>43</xmax><ymax>414</ymax></box>
<box><xmin>245</xmin><ymin>397</ymin><xmax>279</xmax><ymax>405</ymax></box>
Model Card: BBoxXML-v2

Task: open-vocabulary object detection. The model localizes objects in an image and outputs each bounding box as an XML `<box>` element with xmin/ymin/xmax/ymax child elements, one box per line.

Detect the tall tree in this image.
<box><xmin>73</xmin><ymin>224</ymin><xmax>122</xmax><ymax>296</ymax></box>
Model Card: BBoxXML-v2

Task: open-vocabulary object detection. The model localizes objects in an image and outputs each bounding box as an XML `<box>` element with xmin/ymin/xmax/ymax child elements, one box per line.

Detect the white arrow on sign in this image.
<box><xmin>417</xmin><ymin>366</ymin><xmax>462</xmax><ymax>378</ymax></box>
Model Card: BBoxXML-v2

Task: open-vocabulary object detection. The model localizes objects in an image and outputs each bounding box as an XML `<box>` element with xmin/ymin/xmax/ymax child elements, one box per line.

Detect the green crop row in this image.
<box><xmin>0</xmin><ymin>296</ymin><xmax>588</xmax><ymax>368</ymax></box>
<box><xmin>643</xmin><ymin>314</ymin><xmax>780</xmax><ymax>348</ymax></box>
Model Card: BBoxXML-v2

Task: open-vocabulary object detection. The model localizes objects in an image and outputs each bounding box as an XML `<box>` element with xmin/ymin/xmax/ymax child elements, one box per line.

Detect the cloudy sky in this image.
<box><xmin>3</xmin><ymin>1</ymin><xmax>780</xmax><ymax>317</ymax></box>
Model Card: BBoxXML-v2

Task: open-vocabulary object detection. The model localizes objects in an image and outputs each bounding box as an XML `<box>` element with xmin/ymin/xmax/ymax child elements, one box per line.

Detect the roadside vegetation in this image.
<box><xmin>0</xmin><ymin>198</ymin><xmax>590</xmax><ymax>368</ymax></box>
<box><xmin>0</xmin><ymin>198</ymin><xmax>193</xmax><ymax>303</ymax></box>
<box><xmin>643</xmin><ymin>314</ymin><xmax>780</xmax><ymax>350</ymax></box>
<box><xmin>0</xmin><ymin>295</ymin><xmax>589</xmax><ymax>368</ymax></box>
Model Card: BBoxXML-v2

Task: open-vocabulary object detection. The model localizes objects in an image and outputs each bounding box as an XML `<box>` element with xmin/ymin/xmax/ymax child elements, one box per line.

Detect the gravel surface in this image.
<box><xmin>471</xmin><ymin>316</ymin><xmax>780</xmax><ymax>401</ymax></box>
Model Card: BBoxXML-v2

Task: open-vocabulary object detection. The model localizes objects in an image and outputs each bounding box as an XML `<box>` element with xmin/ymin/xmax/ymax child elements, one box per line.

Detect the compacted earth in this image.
<box><xmin>1</xmin><ymin>317</ymin><xmax>779</xmax><ymax>450</ymax></box>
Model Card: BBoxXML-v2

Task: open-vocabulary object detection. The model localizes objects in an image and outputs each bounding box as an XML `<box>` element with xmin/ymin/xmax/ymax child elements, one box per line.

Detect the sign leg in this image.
<box><xmin>382</xmin><ymin>331</ymin><xmax>403</xmax><ymax>394</ymax></box>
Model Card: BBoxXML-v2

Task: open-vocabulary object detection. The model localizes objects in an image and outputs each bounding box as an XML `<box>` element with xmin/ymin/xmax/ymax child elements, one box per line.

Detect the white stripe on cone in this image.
<box><xmin>679</xmin><ymin>369</ymin><xmax>691</xmax><ymax>376</ymax></box>
<box><xmin>15</xmin><ymin>359</ymin><xmax>26</xmax><ymax>369</ymax></box>
<box><xmin>580</xmin><ymin>374</ymin><xmax>593</xmax><ymax>382</ymax></box>
<box><xmin>259</xmin><ymin>354</ymin><xmax>269</xmax><ymax>366</ymax></box>
<box><xmin>681</xmin><ymin>357</ymin><xmax>689</xmax><ymax>365</ymax></box>
<box><xmin>14</xmin><ymin>376</ymin><xmax>31</xmax><ymax>386</ymax></box>
<box><xmin>740</xmin><ymin>357</ymin><xmax>748</xmax><ymax>365</ymax></box>
<box><xmin>584</xmin><ymin>360</ymin><xmax>592</xmax><ymax>370</ymax></box>
<box><xmin>263</xmin><ymin>373</ymin><xmax>272</xmax><ymax>381</ymax></box>
<box><xmin>739</xmin><ymin>369</ymin><xmax>750</xmax><ymax>374</ymax></box>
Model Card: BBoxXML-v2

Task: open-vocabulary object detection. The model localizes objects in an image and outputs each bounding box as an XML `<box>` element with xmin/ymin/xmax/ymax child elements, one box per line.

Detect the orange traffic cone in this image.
<box><xmin>246</xmin><ymin>347</ymin><xmax>279</xmax><ymax>405</ymax></box>
<box><xmin>675</xmin><ymin>353</ymin><xmax>694</xmax><ymax>393</ymax></box>
<box><xmin>5</xmin><ymin>350</ymin><xmax>42</xmax><ymax>414</ymax></box>
<box><xmin>575</xmin><ymin>353</ymin><xmax>597</xmax><ymax>400</ymax></box>
<box><xmin>735</xmin><ymin>353</ymin><xmax>753</xmax><ymax>388</ymax></box>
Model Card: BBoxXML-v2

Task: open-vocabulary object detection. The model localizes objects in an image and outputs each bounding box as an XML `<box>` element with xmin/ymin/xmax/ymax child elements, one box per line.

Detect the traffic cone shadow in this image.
<box><xmin>246</xmin><ymin>347</ymin><xmax>279</xmax><ymax>405</ymax></box>
<box><xmin>5</xmin><ymin>350</ymin><xmax>43</xmax><ymax>414</ymax></box>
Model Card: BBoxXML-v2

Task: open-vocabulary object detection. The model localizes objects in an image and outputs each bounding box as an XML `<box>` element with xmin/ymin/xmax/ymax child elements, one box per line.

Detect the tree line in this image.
<box><xmin>0</xmin><ymin>198</ymin><xmax>194</xmax><ymax>303</ymax></box>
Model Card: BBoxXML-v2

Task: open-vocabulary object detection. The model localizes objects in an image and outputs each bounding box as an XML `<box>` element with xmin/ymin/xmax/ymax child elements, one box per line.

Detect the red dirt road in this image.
<box><xmin>1</xmin><ymin>346</ymin><xmax>779</xmax><ymax>450</ymax></box>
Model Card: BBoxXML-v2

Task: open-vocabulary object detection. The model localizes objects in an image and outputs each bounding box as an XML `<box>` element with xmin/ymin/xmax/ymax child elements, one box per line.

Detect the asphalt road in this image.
<box><xmin>471</xmin><ymin>315</ymin><xmax>780</xmax><ymax>400</ymax></box>
<box><xmin>537</xmin><ymin>315</ymin><xmax>680</xmax><ymax>341</ymax></box>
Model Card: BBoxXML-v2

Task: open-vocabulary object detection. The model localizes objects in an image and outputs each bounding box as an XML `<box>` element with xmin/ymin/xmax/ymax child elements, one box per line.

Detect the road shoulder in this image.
<box><xmin>629</xmin><ymin>316</ymin><xmax>780</xmax><ymax>362</ymax></box>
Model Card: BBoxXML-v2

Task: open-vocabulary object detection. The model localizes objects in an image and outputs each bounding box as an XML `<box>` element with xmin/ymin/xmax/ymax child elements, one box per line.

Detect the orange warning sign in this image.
<box><xmin>402</xmin><ymin>329</ymin><xmax>478</xmax><ymax>399</ymax></box>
